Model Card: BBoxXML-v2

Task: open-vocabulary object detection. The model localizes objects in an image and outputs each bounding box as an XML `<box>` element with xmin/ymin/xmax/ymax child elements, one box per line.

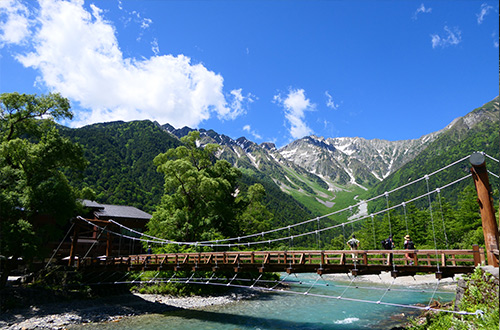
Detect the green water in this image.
<box><xmin>71</xmin><ymin>273</ymin><xmax>455</xmax><ymax>330</ymax></box>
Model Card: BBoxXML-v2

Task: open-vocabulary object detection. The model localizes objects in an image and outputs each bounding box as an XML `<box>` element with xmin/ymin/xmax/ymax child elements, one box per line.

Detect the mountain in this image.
<box><xmin>62</xmin><ymin>96</ymin><xmax>498</xmax><ymax>221</ymax></box>
<box><xmin>60</xmin><ymin>120</ymin><xmax>181</xmax><ymax>213</ymax></box>
<box><xmin>162</xmin><ymin>96</ymin><xmax>498</xmax><ymax>214</ymax></box>
<box><xmin>365</xmin><ymin>96</ymin><xmax>499</xmax><ymax>210</ymax></box>
<box><xmin>61</xmin><ymin>121</ymin><xmax>314</xmax><ymax>227</ymax></box>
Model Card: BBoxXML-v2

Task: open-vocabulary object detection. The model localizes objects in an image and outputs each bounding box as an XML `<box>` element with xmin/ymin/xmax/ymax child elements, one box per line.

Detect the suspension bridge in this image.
<box><xmin>48</xmin><ymin>152</ymin><xmax>499</xmax><ymax>317</ymax></box>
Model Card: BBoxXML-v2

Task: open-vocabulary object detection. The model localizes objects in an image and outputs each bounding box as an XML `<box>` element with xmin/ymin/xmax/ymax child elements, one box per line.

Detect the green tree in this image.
<box><xmin>0</xmin><ymin>92</ymin><xmax>86</xmax><ymax>287</ymax></box>
<box><xmin>147</xmin><ymin>131</ymin><xmax>241</xmax><ymax>246</ymax></box>
<box><xmin>235</xmin><ymin>183</ymin><xmax>273</xmax><ymax>237</ymax></box>
<box><xmin>147</xmin><ymin>131</ymin><xmax>275</xmax><ymax>251</ymax></box>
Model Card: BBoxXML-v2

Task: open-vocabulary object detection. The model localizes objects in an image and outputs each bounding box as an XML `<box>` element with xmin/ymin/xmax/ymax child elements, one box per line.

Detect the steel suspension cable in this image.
<box><xmin>436</xmin><ymin>188</ymin><xmax>450</xmax><ymax>249</ymax></box>
<box><xmin>425</xmin><ymin>175</ymin><xmax>440</xmax><ymax>273</ymax></box>
<box><xmin>45</xmin><ymin>222</ymin><xmax>74</xmax><ymax>269</ymax></box>
<box><xmin>76</xmin><ymin>174</ymin><xmax>472</xmax><ymax>249</ymax></box>
<box><xmin>110</xmin><ymin>155</ymin><xmax>473</xmax><ymax>247</ymax></box>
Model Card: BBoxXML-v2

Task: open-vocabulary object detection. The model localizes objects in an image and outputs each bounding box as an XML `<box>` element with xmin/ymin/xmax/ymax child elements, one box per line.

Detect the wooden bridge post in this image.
<box><xmin>68</xmin><ymin>223</ymin><xmax>80</xmax><ymax>267</ymax></box>
<box><xmin>472</xmin><ymin>244</ymin><xmax>481</xmax><ymax>266</ymax></box>
<box><xmin>106</xmin><ymin>231</ymin><xmax>112</xmax><ymax>257</ymax></box>
<box><xmin>470</xmin><ymin>152</ymin><xmax>499</xmax><ymax>267</ymax></box>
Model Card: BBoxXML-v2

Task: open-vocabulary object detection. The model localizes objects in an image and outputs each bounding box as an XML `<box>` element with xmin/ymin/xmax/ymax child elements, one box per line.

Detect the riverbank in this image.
<box><xmin>0</xmin><ymin>271</ymin><xmax>460</xmax><ymax>330</ymax></box>
<box><xmin>0</xmin><ymin>290</ymin><xmax>258</xmax><ymax>330</ymax></box>
<box><xmin>323</xmin><ymin>271</ymin><xmax>461</xmax><ymax>291</ymax></box>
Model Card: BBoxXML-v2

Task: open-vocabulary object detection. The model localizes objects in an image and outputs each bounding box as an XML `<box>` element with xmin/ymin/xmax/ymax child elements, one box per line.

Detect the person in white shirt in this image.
<box><xmin>346</xmin><ymin>235</ymin><xmax>360</xmax><ymax>262</ymax></box>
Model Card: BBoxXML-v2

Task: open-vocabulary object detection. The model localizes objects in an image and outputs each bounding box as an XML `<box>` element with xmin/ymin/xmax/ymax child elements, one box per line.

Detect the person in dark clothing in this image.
<box><xmin>382</xmin><ymin>235</ymin><xmax>395</xmax><ymax>264</ymax></box>
<box><xmin>146</xmin><ymin>245</ymin><xmax>152</xmax><ymax>263</ymax></box>
<box><xmin>384</xmin><ymin>235</ymin><xmax>395</xmax><ymax>250</ymax></box>
<box><xmin>404</xmin><ymin>235</ymin><xmax>416</xmax><ymax>265</ymax></box>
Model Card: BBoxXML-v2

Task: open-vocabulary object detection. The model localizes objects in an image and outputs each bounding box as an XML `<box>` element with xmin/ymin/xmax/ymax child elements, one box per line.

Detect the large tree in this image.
<box><xmin>0</xmin><ymin>92</ymin><xmax>86</xmax><ymax>287</ymax></box>
<box><xmin>147</xmin><ymin>131</ymin><xmax>272</xmax><ymax>250</ymax></box>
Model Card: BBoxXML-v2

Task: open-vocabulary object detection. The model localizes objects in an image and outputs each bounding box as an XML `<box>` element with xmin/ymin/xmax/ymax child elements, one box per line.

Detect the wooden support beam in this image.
<box><xmin>472</xmin><ymin>244</ymin><xmax>481</xmax><ymax>266</ymax></box>
<box><xmin>69</xmin><ymin>224</ymin><xmax>80</xmax><ymax>267</ymax></box>
<box><xmin>470</xmin><ymin>152</ymin><xmax>499</xmax><ymax>267</ymax></box>
<box><xmin>106</xmin><ymin>231</ymin><xmax>112</xmax><ymax>257</ymax></box>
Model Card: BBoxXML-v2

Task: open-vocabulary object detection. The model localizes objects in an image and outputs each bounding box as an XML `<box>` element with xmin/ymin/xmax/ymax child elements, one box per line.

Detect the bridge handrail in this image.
<box><xmin>73</xmin><ymin>245</ymin><xmax>484</xmax><ymax>272</ymax></box>
<box><xmin>116</xmin><ymin>248</ymin><xmax>482</xmax><ymax>267</ymax></box>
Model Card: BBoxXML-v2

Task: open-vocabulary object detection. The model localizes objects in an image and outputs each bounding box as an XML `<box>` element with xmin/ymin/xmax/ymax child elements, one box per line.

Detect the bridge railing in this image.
<box><xmin>74</xmin><ymin>246</ymin><xmax>484</xmax><ymax>275</ymax></box>
<box><xmin>118</xmin><ymin>246</ymin><xmax>483</xmax><ymax>268</ymax></box>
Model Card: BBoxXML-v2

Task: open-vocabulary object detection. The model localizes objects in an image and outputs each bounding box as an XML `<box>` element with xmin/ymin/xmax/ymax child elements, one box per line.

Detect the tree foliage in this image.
<box><xmin>0</xmin><ymin>92</ymin><xmax>86</xmax><ymax>287</ymax></box>
<box><xmin>147</xmin><ymin>131</ymin><xmax>273</xmax><ymax>250</ymax></box>
<box><xmin>61</xmin><ymin>120</ymin><xmax>181</xmax><ymax>213</ymax></box>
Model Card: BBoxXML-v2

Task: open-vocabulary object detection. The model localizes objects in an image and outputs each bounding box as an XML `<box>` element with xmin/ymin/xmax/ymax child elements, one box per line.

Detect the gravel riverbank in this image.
<box><xmin>0</xmin><ymin>271</ymin><xmax>461</xmax><ymax>329</ymax></box>
<box><xmin>0</xmin><ymin>291</ymin><xmax>257</xmax><ymax>330</ymax></box>
<box><xmin>323</xmin><ymin>271</ymin><xmax>462</xmax><ymax>291</ymax></box>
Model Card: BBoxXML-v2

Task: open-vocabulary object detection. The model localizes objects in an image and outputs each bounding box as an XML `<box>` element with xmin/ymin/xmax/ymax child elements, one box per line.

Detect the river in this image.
<box><xmin>69</xmin><ymin>273</ymin><xmax>455</xmax><ymax>330</ymax></box>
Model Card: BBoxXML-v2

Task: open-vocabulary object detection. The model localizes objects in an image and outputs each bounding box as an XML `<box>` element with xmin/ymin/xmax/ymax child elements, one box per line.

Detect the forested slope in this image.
<box><xmin>61</xmin><ymin>121</ymin><xmax>313</xmax><ymax>227</ymax></box>
<box><xmin>61</xmin><ymin>120</ymin><xmax>180</xmax><ymax>213</ymax></box>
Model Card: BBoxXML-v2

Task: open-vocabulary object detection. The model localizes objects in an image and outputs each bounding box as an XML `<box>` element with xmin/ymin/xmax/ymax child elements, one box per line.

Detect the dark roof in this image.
<box><xmin>81</xmin><ymin>200</ymin><xmax>152</xmax><ymax>221</ymax></box>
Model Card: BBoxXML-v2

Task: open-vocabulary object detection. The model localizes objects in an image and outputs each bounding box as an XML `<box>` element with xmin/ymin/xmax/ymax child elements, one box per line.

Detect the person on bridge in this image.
<box><xmin>347</xmin><ymin>235</ymin><xmax>360</xmax><ymax>262</ymax></box>
<box><xmin>382</xmin><ymin>235</ymin><xmax>395</xmax><ymax>264</ymax></box>
<box><xmin>404</xmin><ymin>235</ymin><xmax>416</xmax><ymax>265</ymax></box>
<box><xmin>146</xmin><ymin>245</ymin><xmax>152</xmax><ymax>263</ymax></box>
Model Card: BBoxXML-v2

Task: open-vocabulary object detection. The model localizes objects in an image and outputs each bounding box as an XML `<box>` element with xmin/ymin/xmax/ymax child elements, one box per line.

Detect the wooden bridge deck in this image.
<box><xmin>73</xmin><ymin>246</ymin><xmax>485</xmax><ymax>279</ymax></box>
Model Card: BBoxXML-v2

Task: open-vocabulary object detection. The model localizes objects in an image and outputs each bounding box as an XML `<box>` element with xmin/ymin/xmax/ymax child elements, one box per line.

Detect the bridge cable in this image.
<box><xmin>250</xmin><ymin>274</ymin><xmax>263</xmax><ymax>288</ymax></box>
<box><xmin>270</xmin><ymin>273</ymin><xmax>291</xmax><ymax>290</ymax></box>
<box><xmin>370</xmin><ymin>215</ymin><xmax>377</xmax><ymax>249</ymax></box>
<box><xmin>488</xmin><ymin>170</ymin><xmax>499</xmax><ymax>179</ymax></box>
<box><xmin>436</xmin><ymin>188</ymin><xmax>450</xmax><ymax>249</ymax></box>
<box><xmin>426</xmin><ymin>279</ymin><xmax>441</xmax><ymax>309</ymax></box>
<box><xmin>401</xmin><ymin>202</ymin><xmax>409</xmax><ymax>236</ymax></box>
<box><xmin>75</xmin><ymin>173</ymin><xmax>473</xmax><ymax>249</ymax></box>
<box><xmin>82</xmin><ymin>224</ymin><xmax>108</xmax><ymax>260</ymax></box>
<box><xmin>99</xmin><ymin>173</ymin><xmax>472</xmax><ymax>248</ymax></box>
<box><xmin>304</xmin><ymin>275</ymin><xmax>321</xmax><ymax>295</ymax></box>
<box><xmin>76</xmin><ymin>272</ymin><xmax>482</xmax><ymax>316</ymax></box>
<box><xmin>316</xmin><ymin>217</ymin><xmax>320</xmax><ymax>250</ymax></box>
<box><xmin>148</xmin><ymin>271</ymin><xmax>161</xmax><ymax>284</ymax></box>
<box><xmin>425</xmin><ymin>175</ymin><xmax>441</xmax><ymax>274</ymax></box>
<box><xmin>342</xmin><ymin>223</ymin><xmax>346</xmax><ymax>246</ymax></box>
<box><xmin>108</xmin><ymin>155</ymin><xmax>474</xmax><ymax>247</ymax></box>
<box><xmin>376</xmin><ymin>277</ymin><xmax>396</xmax><ymax>304</ymax></box>
<box><xmin>45</xmin><ymin>222</ymin><xmax>74</xmax><ymax>269</ymax></box>
<box><xmin>484</xmin><ymin>152</ymin><xmax>499</xmax><ymax>162</ymax></box>
<box><xmin>205</xmin><ymin>272</ymin><xmax>216</xmax><ymax>284</ymax></box>
<box><xmin>337</xmin><ymin>275</ymin><xmax>357</xmax><ymax>299</ymax></box>
<box><xmin>385</xmin><ymin>192</ymin><xmax>392</xmax><ymax>238</ymax></box>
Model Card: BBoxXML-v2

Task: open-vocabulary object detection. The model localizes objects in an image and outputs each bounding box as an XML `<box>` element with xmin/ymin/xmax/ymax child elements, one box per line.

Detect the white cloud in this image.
<box><xmin>151</xmin><ymin>38</ymin><xmax>159</xmax><ymax>55</ymax></box>
<box><xmin>477</xmin><ymin>3</ymin><xmax>493</xmax><ymax>24</ymax></box>
<box><xmin>5</xmin><ymin>0</ymin><xmax>251</xmax><ymax>128</ymax></box>
<box><xmin>430</xmin><ymin>26</ymin><xmax>462</xmax><ymax>49</ymax></box>
<box><xmin>325</xmin><ymin>91</ymin><xmax>339</xmax><ymax>110</ymax></box>
<box><xmin>227</xmin><ymin>88</ymin><xmax>256</xmax><ymax>120</ymax></box>
<box><xmin>412</xmin><ymin>3</ymin><xmax>431</xmax><ymax>20</ymax></box>
<box><xmin>141</xmin><ymin>17</ymin><xmax>152</xmax><ymax>29</ymax></box>
<box><xmin>274</xmin><ymin>88</ymin><xmax>314</xmax><ymax>139</ymax></box>
<box><xmin>0</xmin><ymin>0</ymin><xmax>31</xmax><ymax>46</ymax></box>
<box><xmin>242</xmin><ymin>124</ymin><xmax>262</xmax><ymax>140</ymax></box>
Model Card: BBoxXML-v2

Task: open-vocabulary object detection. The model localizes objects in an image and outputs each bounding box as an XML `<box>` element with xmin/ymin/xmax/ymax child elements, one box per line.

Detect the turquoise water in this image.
<box><xmin>71</xmin><ymin>273</ymin><xmax>455</xmax><ymax>330</ymax></box>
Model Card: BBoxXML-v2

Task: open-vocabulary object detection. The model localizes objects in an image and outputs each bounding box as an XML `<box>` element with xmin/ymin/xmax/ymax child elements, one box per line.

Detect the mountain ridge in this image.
<box><xmin>64</xmin><ymin>96</ymin><xmax>498</xmax><ymax>216</ymax></box>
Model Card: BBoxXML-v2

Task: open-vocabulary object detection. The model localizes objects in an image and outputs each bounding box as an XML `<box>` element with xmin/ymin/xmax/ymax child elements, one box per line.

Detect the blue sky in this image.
<box><xmin>1</xmin><ymin>0</ymin><xmax>498</xmax><ymax>147</ymax></box>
